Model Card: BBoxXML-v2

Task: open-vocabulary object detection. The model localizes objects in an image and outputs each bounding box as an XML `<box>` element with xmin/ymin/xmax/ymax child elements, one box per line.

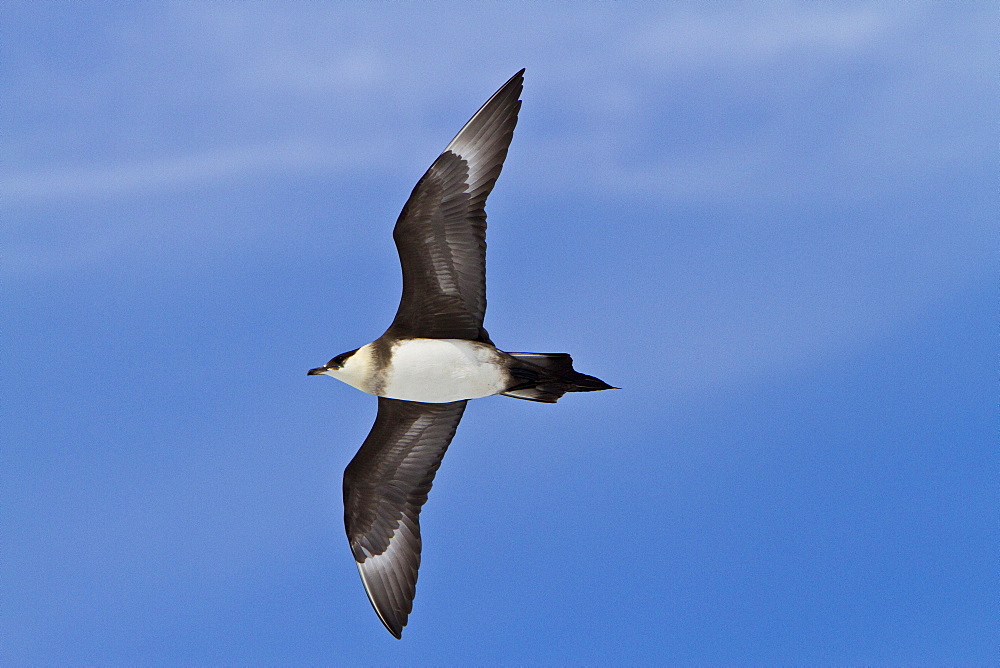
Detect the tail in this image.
<box><xmin>501</xmin><ymin>352</ymin><xmax>616</xmax><ymax>403</ymax></box>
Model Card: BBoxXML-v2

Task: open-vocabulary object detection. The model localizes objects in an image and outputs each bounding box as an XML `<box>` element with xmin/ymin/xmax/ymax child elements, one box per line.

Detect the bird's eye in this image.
<box><xmin>328</xmin><ymin>349</ymin><xmax>358</xmax><ymax>369</ymax></box>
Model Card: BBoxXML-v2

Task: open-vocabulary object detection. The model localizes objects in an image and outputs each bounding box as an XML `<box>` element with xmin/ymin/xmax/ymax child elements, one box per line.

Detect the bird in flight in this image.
<box><xmin>308</xmin><ymin>69</ymin><xmax>614</xmax><ymax>638</ymax></box>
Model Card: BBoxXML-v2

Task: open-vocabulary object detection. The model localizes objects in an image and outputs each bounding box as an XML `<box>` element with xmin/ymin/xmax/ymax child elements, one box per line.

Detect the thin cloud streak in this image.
<box><xmin>1</xmin><ymin>140</ymin><xmax>372</xmax><ymax>204</ymax></box>
<box><xmin>629</xmin><ymin>4</ymin><xmax>889</xmax><ymax>67</ymax></box>
<box><xmin>4</xmin><ymin>4</ymin><xmax>989</xmax><ymax>207</ymax></box>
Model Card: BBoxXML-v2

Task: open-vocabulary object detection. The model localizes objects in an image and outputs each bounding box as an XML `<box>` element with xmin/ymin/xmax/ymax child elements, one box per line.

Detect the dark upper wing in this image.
<box><xmin>343</xmin><ymin>397</ymin><xmax>467</xmax><ymax>638</ymax></box>
<box><xmin>385</xmin><ymin>69</ymin><xmax>523</xmax><ymax>343</ymax></box>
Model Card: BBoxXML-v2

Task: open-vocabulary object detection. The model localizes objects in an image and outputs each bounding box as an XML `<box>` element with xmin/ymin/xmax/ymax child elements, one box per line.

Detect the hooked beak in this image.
<box><xmin>307</xmin><ymin>366</ymin><xmax>328</xmax><ymax>376</ymax></box>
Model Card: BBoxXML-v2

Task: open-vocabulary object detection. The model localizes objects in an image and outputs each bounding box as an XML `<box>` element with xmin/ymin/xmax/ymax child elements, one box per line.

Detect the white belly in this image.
<box><xmin>381</xmin><ymin>339</ymin><xmax>508</xmax><ymax>403</ymax></box>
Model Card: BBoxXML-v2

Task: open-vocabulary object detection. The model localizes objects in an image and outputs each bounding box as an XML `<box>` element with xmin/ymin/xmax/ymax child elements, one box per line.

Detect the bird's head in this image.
<box><xmin>308</xmin><ymin>346</ymin><xmax>378</xmax><ymax>395</ymax></box>
<box><xmin>308</xmin><ymin>348</ymin><xmax>359</xmax><ymax>377</ymax></box>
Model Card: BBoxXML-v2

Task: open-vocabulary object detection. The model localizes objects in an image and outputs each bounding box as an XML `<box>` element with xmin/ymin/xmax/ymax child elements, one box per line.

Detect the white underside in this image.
<box><xmin>381</xmin><ymin>339</ymin><xmax>507</xmax><ymax>402</ymax></box>
<box><xmin>323</xmin><ymin>338</ymin><xmax>508</xmax><ymax>403</ymax></box>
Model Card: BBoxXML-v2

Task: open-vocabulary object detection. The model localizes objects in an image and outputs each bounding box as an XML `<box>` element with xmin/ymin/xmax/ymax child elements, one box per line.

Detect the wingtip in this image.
<box><xmin>356</xmin><ymin>559</ymin><xmax>409</xmax><ymax>639</ymax></box>
<box><xmin>502</xmin><ymin>68</ymin><xmax>525</xmax><ymax>89</ymax></box>
<box><xmin>381</xmin><ymin>614</ymin><xmax>403</xmax><ymax>639</ymax></box>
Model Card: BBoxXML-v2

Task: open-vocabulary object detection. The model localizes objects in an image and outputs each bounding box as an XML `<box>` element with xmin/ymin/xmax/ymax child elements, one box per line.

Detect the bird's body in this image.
<box><xmin>309</xmin><ymin>69</ymin><xmax>614</xmax><ymax>638</ymax></box>
<box><xmin>314</xmin><ymin>338</ymin><xmax>508</xmax><ymax>402</ymax></box>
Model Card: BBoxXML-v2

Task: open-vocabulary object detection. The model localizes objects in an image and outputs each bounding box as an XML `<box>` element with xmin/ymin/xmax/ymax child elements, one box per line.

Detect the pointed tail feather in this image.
<box><xmin>502</xmin><ymin>352</ymin><xmax>616</xmax><ymax>403</ymax></box>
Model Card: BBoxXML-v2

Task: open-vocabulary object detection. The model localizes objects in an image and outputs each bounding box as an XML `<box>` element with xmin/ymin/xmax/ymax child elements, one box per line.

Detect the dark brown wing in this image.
<box><xmin>343</xmin><ymin>397</ymin><xmax>467</xmax><ymax>638</ymax></box>
<box><xmin>385</xmin><ymin>69</ymin><xmax>523</xmax><ymax>343</ymax></box>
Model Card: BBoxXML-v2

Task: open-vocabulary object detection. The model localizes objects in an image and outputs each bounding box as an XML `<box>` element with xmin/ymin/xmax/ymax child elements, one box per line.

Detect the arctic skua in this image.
<box><xmin>308</xmin><ymin>69</ymin><xmax>614</xmax><ymax>638</ymax></box>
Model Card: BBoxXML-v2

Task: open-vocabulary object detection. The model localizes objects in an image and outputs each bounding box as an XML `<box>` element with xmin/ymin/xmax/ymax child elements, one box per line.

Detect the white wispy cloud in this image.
<box><xmin>4</xmin><ymin>3</ymin><xmax>987</xmax><ymax>204</ymax></box>
<box><xmin>2</xmin><ymin>141</ymin><xmax>330</xmax><ymax>203</ymax></box>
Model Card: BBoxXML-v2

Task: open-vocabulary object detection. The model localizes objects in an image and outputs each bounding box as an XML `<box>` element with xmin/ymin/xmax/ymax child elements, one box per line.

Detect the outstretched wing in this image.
<box><xmin>385</xmin><ymin>69</ymin><xmax>523</xmax><ymax>343</ymax></box>
<box><xmin>343</xmin><ymin>397</ymin><xmax>468</xmax><ymax>638</ymax></box>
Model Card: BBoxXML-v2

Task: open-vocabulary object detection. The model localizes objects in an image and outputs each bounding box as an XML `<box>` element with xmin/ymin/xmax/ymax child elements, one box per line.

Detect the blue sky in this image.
<box><xmin>3</xmin><ymin>2</ymin><xmax>995</xmax><ymax>664</ymax></box>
